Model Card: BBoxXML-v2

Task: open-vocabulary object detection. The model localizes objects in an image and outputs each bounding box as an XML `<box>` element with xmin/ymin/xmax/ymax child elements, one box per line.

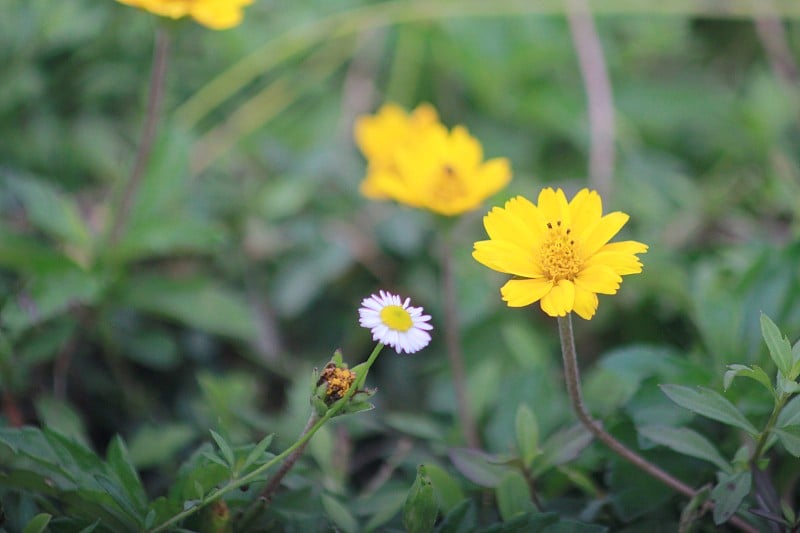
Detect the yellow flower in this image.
<box><xmin>355</xmin><ymin>104</ymin><xmax>511</xmax><ymax>216</ymax></box>
<box><xmin>116</xmin><ymin>0</ymin><xmax>252</xmax><ymax>30</ymax></box>
<box><xmin>473</xmin><ymin>188</ymin><xmax>648</xmax><ymax>320</ymax></box>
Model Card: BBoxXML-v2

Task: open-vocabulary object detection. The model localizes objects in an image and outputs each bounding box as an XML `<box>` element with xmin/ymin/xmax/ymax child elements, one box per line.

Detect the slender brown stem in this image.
<box><xmin>440</xmin><ymin>231</ymin><xmax>480</xmax><ymax>449</ymax></box>
<box><xmin>754</xmin><ymin>0</ymin><xmax>799</xmax><ymax>86</ymax></box>
<box><xmin>110</xmin><ymin>26</ymin><xmax>171</xmax><ymax>244</ymax></box>
<box><xmin>566</xmin><ymin>0</ymin><xmax>615</xmax><ymax>199</ymax></box>
<box><xmin>557</xmin><ymin>314</ymin><xmax>758</xmax><ymax>533</ymax></box>
<box><xmin>260</xmin><ymin>412</ymin><xmax>319</xmax><ymax>503</ymax></box>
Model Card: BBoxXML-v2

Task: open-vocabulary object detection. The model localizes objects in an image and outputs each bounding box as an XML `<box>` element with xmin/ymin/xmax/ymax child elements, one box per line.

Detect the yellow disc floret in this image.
<box><xmin>379</xmin><ymin>305</ymin><xmax>414</xmax><ymax>332</ymax></box>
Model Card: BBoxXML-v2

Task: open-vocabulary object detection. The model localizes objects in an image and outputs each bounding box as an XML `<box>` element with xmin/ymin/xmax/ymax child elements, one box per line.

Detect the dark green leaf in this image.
<box><xmin>711</xmin><ymin>471</ymin><xmax>751</xmax><ymax>525</ymax></box>
<box><xmin>435</xmin><ymin>499</ymin><xmax>476</xmax><ymax>533</ymax></box>
<box><xmin>404</xmin><ymin>465</ymin><xmax>438</xmax><ymax>533</ymax></box>
<box><xmin>321</xmin><ymin>493</ymin><xmax>358</xmax><ymax>533</ymax></box>
<box><xmin>425</xmin><ymin>463</ymin><xmax>465</xmax><ymax>513</ymax></box>
<box><xmin>773</xmin><ymin>425</ymin><xmax>800</xmax><ymax>457</ymax></box>
<box><xmin>515</xmin><ymin>404</ymin><xmax>540</xmax><ymax>467</ymax></box>
<box><xmin>638</xmin><ymin>425</ymin><xmax>731</xmax><ymax>473</ymax></box>
<box><xmin>449</xmin><ymin>448</ymin><xmax>509</xmax><ymax>488</ymax></box>
<box><xmin>533</xmin><ymin>424</ymin><xmax>592</xmax><ymax>476</ymax></box>
<box><xmin>208</xmin><ymin>430</ymin><xmax>235</xmax><ymax>468</ymax></box>
<box><xmin>761</xmin><ymin>313</ymin><xmax>794</xmax><ymax>379</ymax></box>
<box><xmin>106</xmin><ymin>436</ymin><xmax>147</xmax><ymax>512</ymax></box>
<box><xmin>240</xmin><ymin>434</ymin><xmax>274</xmax><ymax>473</ymax></box>
<box><xmin>128</xmin><ymin>424</ymin><xmax>195</xmax><ymax>469</ymax></box>
<box><xmin>723</xmin><ymin>364</ymin><xmax>773</xmax><ymax>395</ymax></box>
<box><xmin>660</xmin><ymin>385</ymin><xmax>758</xmax><ymax>435</ymax></box>
<box><xmin>22</xmin><ymin>513</ymin><xmax>51</xmax><ymax>533</ymax></box>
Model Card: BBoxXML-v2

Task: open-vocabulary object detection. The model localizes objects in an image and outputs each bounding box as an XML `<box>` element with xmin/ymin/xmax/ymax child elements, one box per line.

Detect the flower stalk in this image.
<box><xmin>557</xmin><ymin>314</ymin><xmax>758</xmax><ymax>533</ymax></box>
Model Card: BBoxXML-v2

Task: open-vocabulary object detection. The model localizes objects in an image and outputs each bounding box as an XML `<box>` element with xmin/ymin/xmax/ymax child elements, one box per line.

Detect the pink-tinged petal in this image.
<box><xmin>539</xmin><ymin>279</ymin><xmax>575</xmax><ymax>317</ymax></box>
<box><xmin>500</xmin><ymin>278</ymin><xmax>553</xmax><ymax>307</ymax></box>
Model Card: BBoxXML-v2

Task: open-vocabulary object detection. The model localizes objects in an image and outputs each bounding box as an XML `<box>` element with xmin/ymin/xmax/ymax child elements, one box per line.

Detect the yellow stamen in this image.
<box><xmin>380</xmin><ymin>305</ymin><xmax>413</xmax><ymax>331</ymax></box>
<box><xmin>539</xmin><ymin>221</ymin><xmax>581</xmax><ymax>282</ymax></box>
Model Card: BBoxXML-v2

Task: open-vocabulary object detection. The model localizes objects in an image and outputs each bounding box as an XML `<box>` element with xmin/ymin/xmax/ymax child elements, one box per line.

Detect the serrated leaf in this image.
<box><xmin>496</xmin><ymin>470</ymin><xmax>534</xmax><ymax>521</ymax></box>
<box><xmin>241</xmin><ymin>434</ymin><xmax>274</xmax><ymax>473</ymax></box>
<box><xmin>209</xmin><ymin>430</ymin><xmax>235</xmax><ymax>468</ymax></box>
<box><xmin>723</xmin><ymin>364</ymin><xmax>773</xmax><ymax>395</ymax></box>
<box><xmin>638</xmin><ymin>425</ymin><xmax>731</xmax><ymax>473</ymax></box>
<box><xmin>711</xmin><ymin>471</ymin><xmax>750</xmax><ymax>525</ymax></box>
<box><xmin>761</xmin><ymin>313</ymin><xmax>794</xmax><ymax>379</ymax></box>
<box><xmin>515</xmin><ymin>404</ymin><xmax>540</xmax><ymax>467</ymax></box>
<box><xmin>22</xmin><ymin>513</ymin><xmax>52</xmax><ymax>533</ymax></box>
<box><xmin>660</xmin><ymin>385</ymin><xmax>758</xmax><ymax>435</ymax></box>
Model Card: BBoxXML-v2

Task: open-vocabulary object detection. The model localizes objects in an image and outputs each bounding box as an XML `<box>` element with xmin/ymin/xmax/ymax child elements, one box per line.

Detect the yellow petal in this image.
<box><xmin>537</xmin><ymin>188</ymin><xmax>569</xmax><ymax>225</ymax></box>
<box><xmin>572</xmin><ymin>285</ymin><xmax>599</xmax><ymax>320</ymax></box>
<box><xmin>582</xmin><ymin>211</ymin><xmax>629</xmax><ymax>257</ymax></box>
<box><xmin>504</xmin><ymin>196</ymin><xmax>546</xmax><ymax>241</ymax></box>
<box><xmin>575</xmin><ymin>264</ymin><xmax>622</xmax><ymax>295</ymax></box>
<box><xmin>473</xmin><ymin>241</ymin><xmax>543</xmax><ymax>277</ymax></box>
<box><xmin>599</xmin><ymin>240</ymin><xmax>649</xmax><ymax>255</ymax></box>
<box><xmin>586</xmin><ymin>251</ymin><xmax>644</xmax><ymax>275</ymax></box>
<box><xmin>501</xmin><ymin>278</ymin><xmax>553</xmax><ymax>307</ymax></box>
<box><xmin>540</xmin><ymin>279</ymin><xmax>575</xmax><ymax>317</ymax></box>
<box><xmin>568</xmin><ymin>188</ymin><xmax>602</xmax><ymax>239</ymax></box>
<box><xmin>483</xmin><ymin>200</ymin><xmax>540</xmax><ymax>249</ymax></box>
<box><xmin>478</xmin><ymin>158</ymin><xmax>512</xmax><ymax>197</ymax></box>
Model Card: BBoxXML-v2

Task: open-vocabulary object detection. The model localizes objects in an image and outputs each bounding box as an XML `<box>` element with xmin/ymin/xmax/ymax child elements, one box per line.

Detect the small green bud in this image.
<box><xmin>403</xmin><ymin>464</ymin><xmax>438</xmax><ymax>533</ymax></box>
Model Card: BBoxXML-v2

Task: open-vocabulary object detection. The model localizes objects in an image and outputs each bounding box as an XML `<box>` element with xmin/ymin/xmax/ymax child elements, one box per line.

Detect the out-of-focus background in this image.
<box><xmin>1</xmin><ymin>1</ymin><xmax>799</xmax><ymax>530</ymax></box>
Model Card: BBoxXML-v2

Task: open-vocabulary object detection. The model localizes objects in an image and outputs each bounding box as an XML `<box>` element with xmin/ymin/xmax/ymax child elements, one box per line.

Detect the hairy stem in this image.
<box><xmin>441</xmin><ymin>231</ymin><xmax>480</xmax><ymax>449</ymax></box>
<box><xmin>260</xmin><ymin>412</ymin><xmax>320</xmax><ymax>503</ymax></box>
<box><xmin>557</xmin><ymin>314</ymin><xmax>758</xmax><ymax>533</ymax></box>
<box><xmin>566</xmin><ymin>0</ymin><xmax>615</xmax><ymax>199</ymax></box>
<box><xmin>110</xmin><ymin>26</ymin><xmax>170</xmax><ymax>244</ymax></box>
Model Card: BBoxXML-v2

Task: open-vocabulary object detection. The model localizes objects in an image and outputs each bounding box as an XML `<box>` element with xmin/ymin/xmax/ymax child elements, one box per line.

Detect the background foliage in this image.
<box><xmin>1</xmin><ymin>0</ymin><xmax>800</xmax><ymax>531</ymax></box>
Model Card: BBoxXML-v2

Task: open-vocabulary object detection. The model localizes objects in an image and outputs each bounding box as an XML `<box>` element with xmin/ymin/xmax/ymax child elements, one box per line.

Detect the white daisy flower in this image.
<box><xmin>358</xmin><ymin>290</ymin><xmax>433</xmax><ymax>354</ymax></box>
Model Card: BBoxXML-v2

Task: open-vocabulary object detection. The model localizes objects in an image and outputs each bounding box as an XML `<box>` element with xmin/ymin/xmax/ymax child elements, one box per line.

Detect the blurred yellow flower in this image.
<box><xmin>473</xmin><ymin>188</ymin><xmax>647</xmax><ymax>320</ymax></box>
<box><xmin>116</xmin><ymin>0</ymin><xmax>252</xmax><ymax>30</ymax></box>
<box><xmin>355</xmin><ymin>103</ymin><xmax>511</xmax><ymax>216</ymax></box>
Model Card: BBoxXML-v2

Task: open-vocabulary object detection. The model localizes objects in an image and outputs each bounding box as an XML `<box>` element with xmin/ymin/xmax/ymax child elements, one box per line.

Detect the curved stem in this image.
<box><xmin>557</xmin><ymin>314</ymin><xmax>758</xmax><ymax>533</ymax></box>
<box><xmin>440</xmin><ymin>230</ymin><xmax>480</xmax><ymax>449</ymax></box>
<box><xmin>259</xmin><ymin>412</ymin><xmax>319</xmax><ymax>503</ymax></box>
<box><xmin>751</xmin><ymin>394</ymin><xmax>788</xmax><ymax>465</ymax></box>
<box><xmin>110</xmin><ymin>26</ymin><xmax>170</xmax><ymax>245</ymax></box>
<box><xmin>150</xmin><ymin>343</ymin><xmax>384</xmax><ymax>532</ymax></box>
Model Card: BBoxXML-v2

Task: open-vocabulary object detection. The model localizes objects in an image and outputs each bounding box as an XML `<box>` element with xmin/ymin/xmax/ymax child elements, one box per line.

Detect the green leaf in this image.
<box><xmin>449</xmin><ymin>448</ymin><xmax>509</xmax><ymax>488</ymax></box>
<box><xmin>34</xmin><ymin>395</ymin><xmax>90</xmax><ymax>448</ymax></box>
<box><xmin>425</xmin><ymin>463</ymin><xmax>465</xmax><ymax>513</ymax></box>
<box><xmin>515</xmin><ymin>404</ymin><xmax>540</xmax><ymax>467</ymax></box>
<box><xmin>761</xmin><ymin>313</ymin><xmax>794</xmax><ymax>379</ymax></box>
<box><xmin>638</xmin><ymin>425</ymin><xmax>731</xmax><ymax>473</ymax></box>
<box><xmin>127</xmin><ymin>424</ymin><xmax>195</xmax><ymax>469</ymax></box>
<box><xmin>115</xmin><ymin>275</ymin><xmax>257</xmax><ymax>341</ymax></box>
<box><xmin>660</xmin><ymin>385</ymin><xmax>758</xmax><ymax>435</ymax></box>
<box><xmin>240</xmin><ymin>434</ymin><xmax>274</xmax><ymax>473</ymax></box>
<box><xmin>209</xmin><ymin>430</ymin><xmax>235</xmax><ymax>468</ymax></box>
<box><xmin>533</xmin><ymin>424</ymin><xmax>592</xmax><ymax>476</ymax></box>
<box><xmin>6</xmin><ymin>176</ymin><xmax>91</xmax><ymax>249</ymax></box>
<box><xmin>495</xmin><ymin>470</ymin><xmax>534</xmax><ymax>521</ymax></box>
<box><xmin>435</xmin><ymin>499</ymin><xmax>476</xmax><ymax>533</ymax></box>
<box><xmin>321</xmin><ymin>493</ymin><xmax>358</xmax><ymax>533</ymax></box>
<box><xmin>482</xmin><ymin>511</ymin><xmax>559</xmax><ymax>532</ymax></box>
<box><xmin>22</xmin><ymin>513</ymin><xmax>52</xmax><ymax>533</ymax></box>
<box><xmin>773</xmin><ymin>425</ymin><xmax>800</xmax><ymax>457</ymax></box>
<box><xmin>404</xmin><ymin>465</ymin><xmax>438</xmax><ymax>533</ymax></box>
<box><xmin>106</xmin><ymin>436</ymin><xmax>147</xmax><ymax>512</ymax></box>
<box><xmin>711</xmin><ymin>471</ymin><xmax>751</xmax><ymax>525</ymax></box>
<box><xmin>723</xmin><ymin>364</ymin><xmax>773</xmax><ymax>395</ymax></box>
<box><xmin>777</xmin><ymin>395</ymin><xmax>800</xmax><ymax>427</ymax></box>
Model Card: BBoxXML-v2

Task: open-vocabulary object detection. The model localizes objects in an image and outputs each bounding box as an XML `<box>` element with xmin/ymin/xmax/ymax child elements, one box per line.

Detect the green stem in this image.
<box><xmin>752</xmin><ymin>393</ymin><xmax>789</xmax><ymax>464</ymax></box>
<box><xmin>556</xmin><ymin>315</ymin><xmax>758</xmax><ymax>533</ymax></box>
<box><xmin>109</xmin><ymin>25</ymin><xmax>170</xmax><ymax>245</ymax></box>
<box><xmin>149</xmin><ymin>343</ymin><xmax>384</xmax><ymax>532</ymax></box>
<box><xmin>440</xmin><ymin>224</ymin><xmax>480</xmax><ymax>449</ymax></box>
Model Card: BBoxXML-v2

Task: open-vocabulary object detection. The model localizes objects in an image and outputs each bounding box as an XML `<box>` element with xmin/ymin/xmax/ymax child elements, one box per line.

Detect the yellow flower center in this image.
<box><xmin>539</xmin><ymin>221</ymin><xmax>581</xmax><ymax>282</ymax></box>
<box><xmin>380</xmin><ymin>305</ymin><xmax>414</xmax><ymax>331</ymax></box>
<box><xmin>432</xmin><ymin>165</ymin><xmax>467</xmax><ymax>204</ymax></box>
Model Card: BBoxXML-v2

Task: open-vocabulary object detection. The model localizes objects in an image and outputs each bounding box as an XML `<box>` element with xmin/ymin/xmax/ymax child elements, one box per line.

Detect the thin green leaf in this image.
<box><xmin>201</xmin><ymin>450</ymin><xmax>230</xmax><ymax>469</ymax></box>
<box><xmin>209</xmin><ymin>430</ymin><xmax>235</xmax><ymax>468</ymax></box>
<box><xmin>106</xmin><ymin>435</ymin><xmax>147</xmax><ymax>513</ymax></box>
<box><xmin>773</xmin><ymin>425</ymin><xmax>800</xmax><ymax>457</ymax></box>
<box><xmin>761</xmin><ymin>313</ymin><xmax>794</xmax><ymax>379</ymax></box>
<box><xmin>425</xmin><ymin>463</ymin><xmax>465</xmax><ymax>513</ymax></box>
<box><xmin>322</xmin><ymin>493</ymin><xmax>358</xmax><ymax>533</ymax></box>
<box><xmin>22</xmin><ymin>513</ymin><xmax>52</xmax><ymax>533</ymax></box>
<box><xmin>777</xmin><ymin>395</ymin><xmax>800</xmax><ymax>427</ymax></box>
<box><xmin>723</xmin><ymin>364</ymin><xmax>773</xmax><ymax>395</ymax></box>
<box><xmin>241</xmin><ymin>434</ymin><xmax>274</xmax><ymax>473</ymax></box>
<box><xmin>533</xmin><ymin>424</ymin><xmax>592</xmax><ymax>476</ymax></box>
<box><xmin>449</xmin><ymin>449</ymin><xmax>509</xmax><ymax>488</ymax></box>
<box><xmin>660</xmin><ymin>385</ymin><xmax>758</xmax><ymax>435</ymax></box>
<box><xmin>515</xmin><ymin>404</ymin><xmax>540</xmax><ymax>467</ymax></box>
<box><xmin>638</xmin><ymin>425</ymin><xmax>731</xmax><ymax>473</ymax></box>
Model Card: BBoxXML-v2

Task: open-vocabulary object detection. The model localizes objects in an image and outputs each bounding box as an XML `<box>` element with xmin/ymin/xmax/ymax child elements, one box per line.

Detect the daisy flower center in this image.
<box><xmin>539</xmin><ymin>220</ymin><xmax>582</xmax><ymax>282</ymax></box>
<box><xmin>379</xmin><ymin>305</ymin><xmax>414</xmax><ymax>332</ymax></box>
<box><xmin>432</xmin><ymin>164</ymin><xmax>466</xmax><ymax>203</ymax></box>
